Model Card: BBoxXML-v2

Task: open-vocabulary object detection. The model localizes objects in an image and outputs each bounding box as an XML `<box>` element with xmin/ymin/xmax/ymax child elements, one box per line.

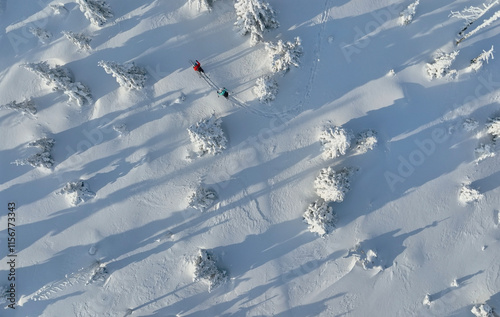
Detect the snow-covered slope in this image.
<box><xmin>1</xmin><ymin>0</ymin><xmax>500</xmax><ymax>316</ymax></box>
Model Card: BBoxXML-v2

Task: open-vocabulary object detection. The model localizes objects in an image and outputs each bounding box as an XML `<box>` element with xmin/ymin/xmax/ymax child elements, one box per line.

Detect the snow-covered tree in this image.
<box><xmin>320</xmin><ymin>125</ymin><xmax>353</xmax><ymax>159</ymax></box>
<box><xmin>62</xmin><ymin>31</ymin><xmax>92</xmax><ymax>51</ymax></box>
<box><xmin>475</xmin><ymin>143</ymin><xmax>495</xmax><ymax>162</ymax></box>
<box><xmin>189</xmin><ymin>0</ymin><xmax>216</xmax><ymax>11</ymax></box>
<box><xmin>253</xmin><ymin>75</ymin><xmax>278</xmax><ymax>103</ymax></box>
<box><xmin>470</xmin><ymin>46</ymin><xmax>494</xmax><ymax>71</ymax></box>
<box><xmin>487</xmin><ymin>116</ymin><xmax>500</xmax><ymax>141</ymax></box>
<box><xmin>29</xmin><ymin>27</ymin><xmax>52</xmax><ymax>43</ymax></box>
<box><xmin>234</xmin><ymin>0</ymin><xmax>279</xmax><ymax>45</ymax></box>
<box><xmin>85</xmin><ymin>262</ymin><xmax>108</xmax><ymax>285</ymax></box>
<box><xmin>463</xmin><ymin>118</ymin><xmax>479</xmax><ymax>132</ymax></box>
<box><xmin>314</xmin><ymin>167</ymin><xmax>356</xmax><ymax>203</ymax></box>
<box><xmin>23</xmin><ymin>61</ymin><xmax>92</xmax><ymax>106</ymax></box>
<box><xmin>76</xmin><ymin>0</ymin><xmax>113</xmax><ymax>26</ymax></box>
<box><xmin>188</xmin><ymin>114</ymin><xmax>227</xmax><ymax>156</ymax></box>
<box><xmin>459</xmin><ymin>183</ymin><xmax>483</xmax><ymax>204</ymax></box>
<box><xmin>0</xmin><ymin>99</ymin><xmax>37</xmax><ymax>116</ymax></box>
<box><xmin>59</xmin><ymin>180</ymin><xmax>96</xmax><ymax>206</ymax></box>
<box><xmin>193</xmin><ymin>249</ymin><xmax>227</xmax><ymax>292</ymax></box>
<box><xmin>471</xmin><ymin>304</ymin><xmax>494</xmax><ymax>317</ymax></box>
<box><xmin>50</xmin><ymin>3</ymin><xmax>68</xmax><ymax>15</ymax></box>
<box><xmin>400</xmin><ymin>0</ymin><xmax>419</xmax><ymax>25</ymax></box>
<box><xmin>265</xmin><ymin>37</ymin><xmax>303</xmax><ymax>74</ymax></box>
<box><xmin>355</xmin><ymin>129</ymin><xmax>377</xmax><ymax>154</ymax></box>
<box><xmin>457</xmin><ymin>9</ymin><xmax>500</xmax><ymax>44</ymax></box>
<box><xmin>12</xmin><ymin>137</ymin><xmax>55</xmax><ymax>168</ymax></box>
<box><xmin>450</xmin><ymin>0</ymin><xmax>499</xmax><ymax>35</ymax></box>
<box><xmin>188</xmin><ymin>185</ymin><xmax>218</xmax><ymax>211</ymax></box>
<box><xmin>303</xmin><ymin>199</ymin><xmax>337</xmax><ymax>236</ymax></box>
<box><xmin>98</xmin><ymin>61</ymin><xmax>147</xmax><ymax>90</ymax></box>
<box><xmin>426</xmin><ymin>50</ymin><xmax>459</xmax><ymax>80</ymax></box>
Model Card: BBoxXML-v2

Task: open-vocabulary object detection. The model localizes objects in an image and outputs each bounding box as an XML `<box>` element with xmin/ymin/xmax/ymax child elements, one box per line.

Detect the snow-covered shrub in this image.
<box><xmin>314</xmin><ymin>167</ymin><xmax>356</xmax><ymax>202</ymax></box>
<box><xmin>29</xmin><ymin>27</ymin><xmax>52</xmax><ymax>43</ymax></box>
<box><xmin>486</xmin><ymin>117</ymin><xmax>500</xmax><ymax>141</ymax></box>
<box><xmin>0</xmin><ymin>99</ymin><xmax>37</xmax><ymax>116</ymax></box>
<box><xmin>470</xmin><ymin>46</ymin><xmax>494</xmax><ymax>71</ymax></box>
<box><xmin>463</xmin><ymin>118</ymin><xmax>479</xmax><ymax>132</ymax></box>
<box><xmin>59</xmin><ymin>180</ymin><xmax>96</xmax><ymax>206</ymax></box>
<box><xmin>113</xmin><ymin>123</ymin><xmax>128</xmax><ymax>136</ymax></box>
<box><xmin>355</xmin><ymin>129</ymin><xmax>377</xmax><ymax>154</ymax></box>
<box><xmin>253</xmin><ymin>75</ymin><xmax>278</xmax><ymax>103</ymax></box>
<box><xmin>471</xmin><ymin>304</ymin><xmax>494</xmax><ymax>317</ymax></box>
<box><xmin>76</xmin><ymin>0</ymin><xmax>113</xmax><ymax>26</ymax></box>
<box><xmin>234</xmin><ymin>0</ymin><xmax>279</xmax><ymax>45</ymax></box>
<box><xmin>23</xmin><ymin>61</ymin><xmax>92</xmax><ymax>106</ymax></box>
<box><xmin>189</xmin><ymin>0</ymin><xmax>216</xmax><ymax>11</ymax></box>
<box><xmin>400</xmin><ymin>0</ymin><xmax>419</xmax><ymax>25</ymax></box>
<box><xmin>426</xmin><ymin>50</ymin><xmax>459</xmax><ymax>80</ymax></box>
<box><xmin>475</xmin><ymin>143</ymin><xmax>495</xmax><ymax>162</ymax></box>
<box><xmin>62</xmin><ymin>31</ymin><xmax>92</xmax><ymax>51</ymax></box>
<box><xmin>188</xmin><ymin>114</ymin><xmax>227</xmax><ymax>156</ymax></box>
<box><xmin>193</xmin><ymin>249</ymin><xmax>227</xmax><ymax>292</ymax></box>
<box><xmin>86</xmin><ymin>262</ymin><xmax>108</xmax><ymax>285</ymax></box>
<box><xmin>303</xmin><ymin>199</ymin><xmax>337</xmax><ymax>236</ymax></box>
<box><xmin>188</xmin><ymin>185</ymin><xmax>217</xmax><ymax>211</ymax></box>
<box><xmin>98</xmin><ymin>61</ymin><xmax>147</xmax><ymax>90</ymax></box>
<box><xmin>459</xmin><ymin>183</ymin><xmax>483</xmax><ymax>204</ymax></box>
<box><xmin>423</xmin><ymin>294</ymin><xmax>431</xmax><ymax>306</ymax></box>
<box><xmin>319</xmin><ymin>125</ymin><xmax>353</xmax><ymax>159</ymax></box>
<box><xmin>346</xmin><ymin>243</ymin><xmax>382</xmax><ymax>270</ymax></box>
<box><xmin>12</xmin><ymin>137</ymin><xmax>55</xmax><ymax>168</ymax></box>
<box><xmin>50</xmin><ymin>4</ymin><xmax>68</xmax><ymax>15</ymax></box>
<box><xmin>265</xmin><ymin>37</ymin><xmax>303</xmax><ymax>74</ymax></box>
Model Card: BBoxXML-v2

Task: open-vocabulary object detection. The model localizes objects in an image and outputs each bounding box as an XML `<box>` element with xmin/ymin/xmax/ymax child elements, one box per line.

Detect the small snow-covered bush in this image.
<box><xmin>486</xmin><ymin>117</ymin><xmax>500</xmax><ymax>141</ymax></box>
<box><xmin>189</xmin><ymin>0</ymin><xmax>216</xmax><ymax>11</ymax></box>
<box><xmin>193</xmin><ymin>249</ymin><xmax>227</xmax><ymax>292</ymax></box>
<box><xmin>62</xmin><ymin>31</ymin><xmax>92</xmax><ymax>51</ymax></box>
<box><xmin>23</xmin><ymin>61</ymin><xmax>92</xmax><ymax>106</ymax></box>
<box><xmin>188</xmin><ymin>114</ymin><xmax>227</xmax><ymax>156</ymax></box>
<box><xmin>314</xmin><ymin>167</ymin><xmax>356</xmax><ymax>202</ymax></box>
<box><xmin>463</xmin><ymin>118</ymin><xmax>479</xmax><ymax>132</ymax></box>
<box><xmin>60</xmin><ymin>180</ymin><xmax>96</xmax><ymax>206</ymax></box>
<box><xmin>400</xmin><ymin>0</ymin><xmax>419</xmax><ymax>25</ymax></box>
<box><xmin>303</xmin><ymin>199</ymin><xmax>337</xmax><ymax>236</ymax></box>
<box><xmin>188</xmin><ymin>185</ymin><xmax>217</xmax><ymax>211</ymax></box>
<box><xmin>1</xmin><ymin>99</ymin><xmax>37</xmax><ymax>116</ymax></box>
<box><xmin>76</xmin><ymin>0</ymin><xmax>113</xmax><ymax>26</ymax></box>
<box><xmin>470</xmin><ymin>46</ymin><xmax>494</xmax><ymax>72</ymax></box>
<box><xmin>355</xmin><ymin>129</ymin><xmax>378</xmax><ymax>153</ymax></box>
<box><xmin>346</xmin><ymin>243</ymin><xmax>382</xmax><ymax>270</ymax></box>
<box><xmin>253</xmin><ymin>75</ymin><xmax>278</xmax><ymax>103</ymax></box>
<box><xmin>475</xmin><ymin>143</ymin><xmax>495</xmax><ymax>162</ymax></box>
<box><xmin>320</xmin><ymin>125</ymin><xmax>353</xmax><ymax>159</ymax></box>
<box><xmin>423</xmin><ymin>294</ymin><xmax>431</xmax><ymax>306</ymax></box>
<box><xmin>235</xmin><ymin>0</ymin><xmax>279</xmax><ymax>45</ymax></box>
<box><xmin>86</xmin><ymin>262</ymin><xmax>108</xmax><ymax>285</ymax></box>
<box><xmin>426</xmin><ymin>50</ymin><xmax>459</xmax><ymax>79</ymax></box>
<box><xmin>471</xmin><ymin>304</ymin><xmax>494</xmax><ymax>317</ymax></box>
<box><xmin>265</xmin><ymin>37</ymin><xmax>303</xmax><ymax>74</ymax></box>
<box><xmin>98</xmin><ymin>61</ymin><xmax>147</xmax><ymax>90</ymax></box>
<box><xmin>12</xmin><ymin>137</ymin><xmax>55</xmax><ymax>168</ymax></box>
<box><xmin>29</xmin><ymin>27</ymin><xmax>52</xmax><ymax>43</ymax></box>
<box><xmin>459</xmin><ymin>183</ymin><xmax>483</xmax><ymax>204</ymax></box>
<box><xmin>50</xmin><ymin>4</ymin><xmax>68</xmax><ymax>15</ymax></box>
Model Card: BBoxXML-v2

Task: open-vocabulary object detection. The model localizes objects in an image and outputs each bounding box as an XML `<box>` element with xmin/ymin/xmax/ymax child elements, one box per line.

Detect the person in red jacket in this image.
<box><xmin>193</xmin><ymin>60</ymin><xmax>204</xmax><ymax>73</ymax></box>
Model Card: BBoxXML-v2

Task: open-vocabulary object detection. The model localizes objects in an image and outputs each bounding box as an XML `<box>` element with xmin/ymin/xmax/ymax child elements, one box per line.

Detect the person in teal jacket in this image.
<box><xmin>218</xmin><ymin>87</ymin><xmax>229</xmax><ymax>99</ymax></box>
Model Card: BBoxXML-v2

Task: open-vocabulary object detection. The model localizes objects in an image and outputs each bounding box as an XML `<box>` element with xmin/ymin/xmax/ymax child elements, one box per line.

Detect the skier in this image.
<box><xmin>218</xmin><ymin>87</ymin><xmax>229</xmax><ymax>99</ymax></box>
<box><xmin>193</xmin><ymin>60</ymin><xmax>204</xmax><ymax>73</ymax></box>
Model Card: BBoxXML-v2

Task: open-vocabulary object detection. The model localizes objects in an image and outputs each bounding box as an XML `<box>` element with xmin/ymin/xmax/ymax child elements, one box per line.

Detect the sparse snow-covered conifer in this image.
<box><xmin>314</xmin><ymin>167</ymin><xmax>356</xmax><ymax>203</ymax></box>
<box><xmin>400</xmin><ymin>0</ymin><xmax>420</xmax><ymax>25</ymax></box>
<box><xmin>470</xmin><ymin>46</ymin><xmax>494</xmax><ymax>71</ymax></box>
<box><xmin>98</xmin><ymin>61</ymin><xmax>147</xmax><ymax>90</ymax></box>
<box><xmin>253</xmin><ymin>75</ymin><xmax>278</xmax><ymax>103</ymax></box>
<box><xmin>234</xmin><ymin>0</ymin><xmax>279</xmax><ymax>45</ymax></box>
<box><xmin>320</xmin><ymin>125</ymin><xmax>353</xmax><ymax>159</ymax></box>
<box><xmin>426</xmin><ymin>50</ymin><xmax>459</xmax><ymax>80</ymax></box>
<box><xmin>62</xmin><ymin>31</ymin><xmax>92</xmax><ymax>51</ymax></box>
<box><xmin>29</xmin><ymin>27</ymin><xmax>52</xmax><ymax>43</ymax></box>
<box><xmin>76</xmin><ymin>0</ymin><xmax>113</xmax><ymax>26</ymax></box>
<box><xmin>188</xmin><ymin>114</ymin><xmax>227</xmax><ymax>156</ymax></box>
<box><xmin>59</xmin><ymin>180</ymin><xmax>96</xmax><ymax>206</ymax></box>
<box><xmin>303</xmin><ymin>199</ymin><xmax>337</xmax><ymax>236</ymax></box>
<box><xmin>193</xmin><ymin>249</ymin><xmax>227</xmax><ymax>292</ymax></box>
<box><xmin>471</xmin><ymin>304</ymin><xmax>494</xmax><ymax>317</ymax></box>
<box><xmin>188</xmin><ymin>185</ymin><xmax>218</xmax><ymax>211</ymax></box>
<box><xmin>23</xmin><ymin>61</ymin><xmax>92</xmax><ymax>106</ymax></box>
<box><xmin>265</xmin><ymin>37</ymin><xmax>303</xmax><ymax>74</ymax></box>
<box><xmin>0</xmin><ymin>99</ymin><xmax>37</xmax><ymax>116</ymax></box>
<box><xmin>12</xmin><ymin>137</ymin><xmax>55</xmax><ymax>168</ymax></box>
<box><xmin>450</xmin><ymin>1</ymin><xmax>499</xmax><ymax>35</ymax></box>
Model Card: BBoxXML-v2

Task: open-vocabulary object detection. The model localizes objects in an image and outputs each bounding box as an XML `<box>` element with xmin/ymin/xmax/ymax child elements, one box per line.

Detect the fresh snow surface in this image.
<box><xmin>1</xmin><ymin>0</ymin><xmax>500</xmax><ymax>316</ymax></box>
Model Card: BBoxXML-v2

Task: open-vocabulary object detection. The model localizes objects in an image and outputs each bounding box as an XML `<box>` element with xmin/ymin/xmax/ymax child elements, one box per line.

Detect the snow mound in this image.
<box><xmin>98</xmin><ymin>61</ymin><xmax>147</xmax><ymax>90</ymax></box>
<box><xmin>426</xmin><ymin>51</ymin><xmax>459</xmax><ymax>80</ymax></box>
<box><xmin>188</xmin><ymin>114</ymin><xmax>227</xmax><ymax>156</ymax></box>
<box><xmin>76</xmin><ymin>0</ymin><xmax>113</xmax><ymax>27</ymax></box>
<box><xmin>12</xmin><ymin>137</ymin><xmax>55</xmax><ymax>168</ymax></box>
<box><xmin>1</xmin><ymin>99</ymin><xmax>37</xmax><ymax>116</ymax></box>
<box><xmin>188</xmin><ymin>185</ymin><xmax>218</xmax><ymax>211</ymax></box>
<box><xmin>253</xmin><ymin>75</ymin><xmax>278</xmax><ymax>103</ymax></box>
<box><xmin>234</xmin><ymin>0</ymin><xmax>279</xmax><ymax>45</ymax></box>
<box><xmin>303</xmin><ymin>199</ymin><xmax>337</xmax><ymax>236</ymax></box>
<box><xmin>471</xmin><ymin>304</ymin><xmax>494</xmax><ymax>317</ymax></box>
<box><xmin>23</xmin><ymin>61</ymin><xmax>93</xmax><ymax>106</ymax></box>
<box><xmin>459</xmin><ymin>183</ymin><xmax>483</xmax><ymax>204</ymax></box>
<box><xmin>314</xmin><ymin>167</ymin><xmax>356</xmax><ymax>203</ymax></box>
<box><xmin>400</xmin><ymin>0</ymin><xmax>420</xmax><ymax>25</ymax></box>
<box><xmin>59</xmin><ymin>180</ymin><xmax>96</xmax><ymax>206</ymax></box>
<box><xmin>193</xmin><ymin>249</ymin><xmax>227</xmax><ymax>292</ymax></box>
<box><xmin>319</xmin><ymin>125</ymin><xmax>353</xmax><ymax>159</ymax></box>
<box><xmin>355</xmin><ymin>129</ymin><xmax>378</xmax><ymax>154</ymax></box>
<box><xmin>265</xmin><ymin>37</ymin><xmax>303</xmax><ymax>74</ymax></box>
